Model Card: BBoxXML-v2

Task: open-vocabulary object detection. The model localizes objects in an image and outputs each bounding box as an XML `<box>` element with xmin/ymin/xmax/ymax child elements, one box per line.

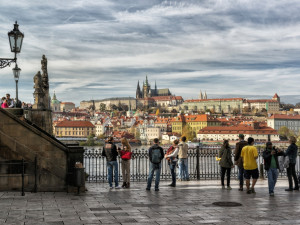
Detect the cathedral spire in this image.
<box><xmin>199</xmin><ymin>90</ymin><xmax>203</xmax><ymax>100</ymax></box>
<box><xmin>145</xmin><ymin>75</ymin><xmax>148</xmax><ymax>86</ymax></box>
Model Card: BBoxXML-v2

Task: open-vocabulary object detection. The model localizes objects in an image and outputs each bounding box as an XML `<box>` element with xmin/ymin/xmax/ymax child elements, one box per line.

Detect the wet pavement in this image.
<box><xmin>0</xmin><ymin>179</ymin><xmax>299</xmax><ymax>224</ymax></box>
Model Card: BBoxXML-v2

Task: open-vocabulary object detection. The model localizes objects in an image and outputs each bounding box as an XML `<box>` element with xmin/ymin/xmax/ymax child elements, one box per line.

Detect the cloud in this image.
<box><xmin>0</xmin><ymin>0</ymin><xmax>300</xmax><ymax>105</ymax></box>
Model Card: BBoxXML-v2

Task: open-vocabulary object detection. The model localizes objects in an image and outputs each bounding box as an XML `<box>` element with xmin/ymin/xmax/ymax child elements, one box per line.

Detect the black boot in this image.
<box><xmin>126</xmin><ymin>182</ymin><xmax>130</xmax><ymax>188</ymax></box>
<box><xmin>122</xmin><ymin>182</ymin><xmax>126</xmax><ymax>188</ymax></box>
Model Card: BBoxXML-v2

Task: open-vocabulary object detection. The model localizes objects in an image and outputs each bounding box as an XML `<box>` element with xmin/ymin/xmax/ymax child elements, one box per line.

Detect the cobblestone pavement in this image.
<box><xmin>0</xmin><ymin>179</ymin><xmax>299</xmax><ymax>225</ymax></box>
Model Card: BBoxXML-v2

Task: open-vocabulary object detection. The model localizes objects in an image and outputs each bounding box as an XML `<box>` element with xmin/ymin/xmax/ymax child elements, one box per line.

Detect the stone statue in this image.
<box><xmin>33</xmin><ymin>71</ymin><xmax>45</xmax><ymax>109</ymax></box>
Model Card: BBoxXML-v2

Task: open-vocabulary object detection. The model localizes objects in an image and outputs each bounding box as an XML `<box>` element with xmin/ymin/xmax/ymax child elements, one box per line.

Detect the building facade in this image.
<box><xmin>197</xmin><ymin>123</ymin><xmax>279</xmax><ymax>141</ymax></box>
<box><xmin>54</xmin><ymin>121</ymin><xmax>95</xmax><ymax>137</ymax></box>
<box><xmin>267</xmin><ymin>114</ymin><xmax>300</xmax><ymax>134</ymax></box>
<box><xmin>243</xmin><ymin>94</ymin><xmax>280</xmax><ymax>113</ymax></box>
<box><xmin>170</xmin><ymin>114</ymin><xmax>220</xmax><ymax>134</ymax></box>
<box><xmin>181</xmin><ymin>98</ymin><xmax>243</xmax><ymax>114</ymax></box>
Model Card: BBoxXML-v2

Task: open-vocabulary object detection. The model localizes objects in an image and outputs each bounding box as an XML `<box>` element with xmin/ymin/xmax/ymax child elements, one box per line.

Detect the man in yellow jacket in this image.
<box><xmin>241</xmin><ymin>137</ymin><xmax>259</xmax><ymax>194</ymax></box>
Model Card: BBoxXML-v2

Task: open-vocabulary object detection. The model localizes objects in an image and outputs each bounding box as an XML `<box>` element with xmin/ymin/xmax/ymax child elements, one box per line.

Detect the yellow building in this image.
<box><xmin>171</xmin><ymin>114</ymin><xmax>220</xmax><ymax>134</ymax></box>
<box><xmin>54</xmin><ymin>121</ymin><xmax>95</xmax><ymax>137</ymax></box>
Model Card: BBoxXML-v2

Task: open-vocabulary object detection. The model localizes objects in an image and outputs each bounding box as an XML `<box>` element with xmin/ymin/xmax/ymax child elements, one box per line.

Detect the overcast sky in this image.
<box><xmin>0</xmin><ymin>0</ymin><xmax>300</xmax><ymax>105</ymax></box>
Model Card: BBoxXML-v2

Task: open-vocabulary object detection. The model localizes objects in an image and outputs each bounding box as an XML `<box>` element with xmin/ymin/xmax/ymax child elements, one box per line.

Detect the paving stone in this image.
<box><xmin>0</xmin><ymin>180</ymin><xmax>299</xmax><ymax>224</ymax></box>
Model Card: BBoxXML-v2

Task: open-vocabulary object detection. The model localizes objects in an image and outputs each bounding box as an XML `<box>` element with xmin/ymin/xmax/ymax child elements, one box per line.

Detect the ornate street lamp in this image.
<box><xmin>0</xmin><ymin>21</ymin><xmax>24</xmax><ymax>69</ymax></box>
<box><xmin>12</xmin><ymin>64</ymin><xmax>21</xmax><ymax>107</ymax></box>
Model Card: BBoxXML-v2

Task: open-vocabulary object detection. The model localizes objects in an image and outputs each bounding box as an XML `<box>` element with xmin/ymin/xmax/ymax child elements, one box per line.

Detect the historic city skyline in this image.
<box><xmin>0</xmin><ymin>0</ymin><xmax>300</xmax><ymax>105</ymax></box>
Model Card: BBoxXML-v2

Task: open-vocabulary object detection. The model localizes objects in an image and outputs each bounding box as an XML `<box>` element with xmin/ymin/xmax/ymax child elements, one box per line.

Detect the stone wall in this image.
<box><xmin>0</xmin><ymin>108</ymin><xmax>70</xmax><ymax>191</ymax></box>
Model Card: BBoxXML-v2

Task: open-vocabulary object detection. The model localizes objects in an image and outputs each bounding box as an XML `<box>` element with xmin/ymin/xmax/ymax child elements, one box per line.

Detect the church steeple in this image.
<box><xmin>136</xmin><ymin>80</ymin><xmax>142</xmax><ymax>98</ymax></box>
<box><xmin>144</xmin><ymin>75</ymin><xmax>149</xmax><ymax>87</ymax></box>
<box><xmin>155</xmin><ymin>80</ymin><xmax>157</xmax><ymax>95</ymax></box>
<box><xmin>199</xmin><ymin>90</ymin><xmax>203</xmax><ymax>100</ymax></box>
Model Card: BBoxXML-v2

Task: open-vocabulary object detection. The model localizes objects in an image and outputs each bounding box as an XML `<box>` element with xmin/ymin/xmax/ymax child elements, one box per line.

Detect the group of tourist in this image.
<box><xmin>1</xmin><ymin>93</ymin><xmax>14</xmax><ymax>108</ymax></box>
<box><xmin>101</xmin><ymin>136</ymin><xmax>190</xmax><ymax>191</ymax></box>
<box><xmin>101</xmin><ymin>134</ymin><xmax>299</xmax><ymax>196</ymax></box>
<box><xmin>219</xmin><ymin>134</ymin><xmax>299</xmax><ymax>196</ymax></box>
<box><xmin>0</xmin><ymin>93</ymin><xmax>24</xmax><ymax>108</ymax></box>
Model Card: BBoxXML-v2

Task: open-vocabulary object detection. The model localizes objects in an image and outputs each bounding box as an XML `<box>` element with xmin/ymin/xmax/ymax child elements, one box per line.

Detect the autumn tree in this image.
<box><xmin>278</xmin><ymin>126</ymin><xmax>295</xmax><ymax>140</ymax></box>
<box><xmin>182</xmin><ymin>124</ymin><xmax>196</xmax><ymax>141</ymax></box>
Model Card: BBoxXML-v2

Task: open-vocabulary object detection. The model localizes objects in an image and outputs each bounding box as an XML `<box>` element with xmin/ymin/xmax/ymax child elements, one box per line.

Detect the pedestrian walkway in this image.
<box><xmin>0</xmin><ymin>179</ymin><xmax>299</xmax><ymax>225</ymax></box>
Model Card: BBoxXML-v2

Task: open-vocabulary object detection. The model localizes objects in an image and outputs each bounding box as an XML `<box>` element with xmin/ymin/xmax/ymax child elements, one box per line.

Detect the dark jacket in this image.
<box><xmin>148</xmin><ymin>144</ymin><xmax>164</xmax><ymax>164</ymax></box>
<box><xmin>219</xmin><ymin>146</ymin><xmax>233</xmax><ymax>168</ymax></box>
<box><xmin>285</xmin><ymin>143</ymin><xmax>298</xmax><ymax>164</ymax></box>
<box><xmin>102</xmin><ymin>141</ymin><xmax>118</xmax><ymax>162</ymax></box>
<box><xmin>263</xmin><ymin>148</ymin><xmax>284</xmax><ymax>170</ymax></box>
<box><xmin>234</xmin><ymin>140</ymin><xmax>248</xmax><ymax>168</ymax></box>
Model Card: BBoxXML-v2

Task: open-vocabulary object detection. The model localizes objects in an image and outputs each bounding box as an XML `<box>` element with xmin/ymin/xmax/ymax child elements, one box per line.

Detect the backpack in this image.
<box><xmin>151</xmin><ymin>148</ymin><xmax>162</xmax><ymax>164</ymax></box>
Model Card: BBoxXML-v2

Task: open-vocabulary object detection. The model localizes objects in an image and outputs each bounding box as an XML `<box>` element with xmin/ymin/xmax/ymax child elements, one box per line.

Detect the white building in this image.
<box><xmin>267</xmin><ymin>114</ymin><xmax>300</xmax><ymax>134</ymax></box>
<box><xmin>197</xmin><ymin>123</ymin><xmax>280</xmax><ymax>141</ymax></box>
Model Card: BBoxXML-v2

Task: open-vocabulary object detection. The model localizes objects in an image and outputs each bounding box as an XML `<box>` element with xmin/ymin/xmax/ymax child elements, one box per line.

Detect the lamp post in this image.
<box><xmin>0</xmin><ymin>21</ymin><xmax>24</xmax><ymax>69</ymax></box>
<box><xmin>12</xmin><ymin>64</ymin><xmax>21</xmax><ymax>107</ymax></box>
<box><xmin>0</xmin><ymin>21</ymin><xmax>24</xmax><ymax>108</ymax></box>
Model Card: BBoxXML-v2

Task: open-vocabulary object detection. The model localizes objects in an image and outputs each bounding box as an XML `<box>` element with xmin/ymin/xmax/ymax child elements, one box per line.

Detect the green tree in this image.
<box><xmin>100</xmin><ymin>103</ymin><xmax>106</xmax><ymax>112</ymax></box>
<box><xmin>278</xmin><ymin>126</ymin><xmax>295</xmax><ymax>140</ymax></box>
<box><xmin>182</xmin><ymin>124</ymin><xmax>196</xmax><ymax>141</ymax></box>
<box><xmin>86</xmin><ymin>134</ymin><xmax>96</xmax><ymax>146</ymax></box>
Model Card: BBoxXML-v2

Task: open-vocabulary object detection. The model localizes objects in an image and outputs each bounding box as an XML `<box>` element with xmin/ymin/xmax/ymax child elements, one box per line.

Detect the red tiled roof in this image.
<box><xmin>273</xmin><ymin>93</ymin><xmax>279</xmax><ymax>98</ymax></box>
<box><xmin>56</xmin><ymin>121</ymin><xmax>95</xmax><ymax>128</ymax></box>
<box><xmin>185</xmin><ymin>98</ymin><xmax>243</xmax><ymax>103</ymax></box>
<box><xmin>60</xmin><ymin>102</ymin><xmax>75</xmax><ymax>105</ymax></box>
<box><xmin>268</xmin><ymin>114</ymin><xmax>300</xmax><ymax>120</ymax></box>
<box><xmin>244</xmin><ymin>99</ymin><xmax>278</xmax><ymax>103</ymax></box>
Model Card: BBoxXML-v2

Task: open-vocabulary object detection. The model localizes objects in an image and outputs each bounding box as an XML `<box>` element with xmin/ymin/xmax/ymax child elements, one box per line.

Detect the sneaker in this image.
<box><xmin>146</xmin><ymin>188</ymin><xmax>150</xmax><ymax>191</ymax></box>
<box><xmin>155</xmin><ymin>188</ymin><xmax>159</xmax><ymax>191</ymax></box>
<box><xmin>109</xmin><ymin>186</ymin><xmax>114</xmax><ymax>189</ymax></box>
<box><xmin>222</xmin><ymin>185</ymin><xmax>225</xmax><ymax>189</ymax></box>
<box><xmin>269</xmin><ymin>193</ymin><xmax>274</xmax><ymax>196</ymax></box>
<box><xmin>285</xmin><ymin>188</ymin><xmax>293</xmax><ymax>191</ymax></box>
<box><xmin>293</xmin><ymin>187</ymin><xmax>299</xmax><ymax>191</ymax></box>
<box><xmin>115</xmin><ymin>186</ymin><xmax>121</xmax><ymax>189</ymax></box>
<box><xmin>227</xmin><ymin>186</ymin><xmax>232</xmax><ymax>190</ymax></box>
<box><xmin>251</xmin><ymin>188</ymin><xmax>256</xmax><ymax>194</ymax></box>
<box><xmin>168</xmin><ymin>183</ymin><xmax>176</xmax><ymax>187</ymax></box>
<box><xmin>247</xmin><ymin>189</ymin><xmax>252</xmax><ymax>194</ymax></box>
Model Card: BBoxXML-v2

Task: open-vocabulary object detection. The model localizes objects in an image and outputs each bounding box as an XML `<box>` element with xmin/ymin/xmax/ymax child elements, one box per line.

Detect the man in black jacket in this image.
<box><xmin>146</xmin><ymin>138</ymin><xmax>164</xmax><ymax>191</ymax></box>
<box><xmin>102</xmin><ymin>137</ymin><xmax>120</xmax><ymax>189</ymax></box>
<box><xmin>234</xmin><ymin>134</ymin><xmax>248</xmax><ymax>191</ymax></box>
<box><xmin>263</xmin><ymin>142</ymin><xmax>283</xmax><ymax>196</ymax></box>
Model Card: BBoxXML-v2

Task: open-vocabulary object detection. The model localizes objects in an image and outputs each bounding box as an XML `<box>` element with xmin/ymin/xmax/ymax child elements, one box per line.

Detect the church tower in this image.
<box><xmin>199</xmin><ymin>90</ymin><xmax>203</xmax><ymax>99</ymax></box>
<box><xmin>143</xmin><ymin>75</ymin><xmax>151</xmax><ymax>98</ymax></box>
<box><xmin>136</xmin><ymin>80</ymin><xmax>142</xmax><ymax>99</ymax></box>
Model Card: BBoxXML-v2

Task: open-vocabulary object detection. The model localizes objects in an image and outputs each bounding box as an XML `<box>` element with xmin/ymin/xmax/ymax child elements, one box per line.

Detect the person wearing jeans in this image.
<box><xmin>146</xmin><ymin>138</ymin><xmax>164</xmax><ymax>191</ymax></box>
<box><xmin>107</xmin><ymin>161</ymin><xmax>119</xmax><ymax>188</ymax></box>
<box><xmin>263</xmin><ymin>142</ymin><xmax>284</xmax><ymax>196</ymax></box>
<box><xmin>147</xmin><ymin>162</ymin><xmax>161</xmax><ymax>191</ymax></box>
<box><xmin>102</xmin><ymin>137</ymin><xmax>120</xmax><ymax>189</ymax></box>
<box><xmin>285</xmin><ymin>136</ymin><xmax>299</xmax><ymax>191</ymax></box>
<box><xmin>178</xmin><ymin>136</ymin><xmax>189</xmax><ymax>181</ymax></box>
